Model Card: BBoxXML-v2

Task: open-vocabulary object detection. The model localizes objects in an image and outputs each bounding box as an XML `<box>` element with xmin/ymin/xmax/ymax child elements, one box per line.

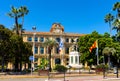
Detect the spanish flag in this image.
<box><xmin>89</xmin><ymin>40</ymin><xmax>98</xmax><ymax>52</ymax></box>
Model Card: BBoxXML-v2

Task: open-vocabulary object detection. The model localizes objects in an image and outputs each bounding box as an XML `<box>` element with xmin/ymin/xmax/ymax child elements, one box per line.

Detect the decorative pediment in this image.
<box><xmin>50</xmin><ymin>23</ymin><xmax>64</xmax><ymax>33</ymax></box>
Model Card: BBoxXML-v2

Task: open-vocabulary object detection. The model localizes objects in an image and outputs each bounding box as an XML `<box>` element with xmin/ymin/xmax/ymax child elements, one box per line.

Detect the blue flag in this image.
<box><xmin>59</xmin><ymin>38</ymin><xmax>64</xmax><ymax>53</ymax></box>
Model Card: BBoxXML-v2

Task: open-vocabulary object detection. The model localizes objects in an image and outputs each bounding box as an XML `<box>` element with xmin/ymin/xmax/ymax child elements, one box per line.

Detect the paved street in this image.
<box><xmin>0</xmin><ymin>75</ymin><xmax>120</xmax><ymax>81</ymax></box>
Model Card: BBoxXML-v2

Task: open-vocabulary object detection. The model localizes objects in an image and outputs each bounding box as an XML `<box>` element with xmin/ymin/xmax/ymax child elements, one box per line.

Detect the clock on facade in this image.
<box><xmin>56</xmin><ymin>28</ymin><xmax>61</xmax><ymax>33</ymax></box>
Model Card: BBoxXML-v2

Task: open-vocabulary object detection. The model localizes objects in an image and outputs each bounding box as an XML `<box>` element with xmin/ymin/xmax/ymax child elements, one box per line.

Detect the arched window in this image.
<box><xmin>65</xmin><ymin>47</ymin><xmax>69</xmax><ymax>54</ymax></box>
<box><xmin>35</xmin><ymin>47</ymin><xmax>38</xmax><ymax>54</ymax></box>
<box><xmin>76</xmin><ymin>39</ymin><xmax>79</xmax><ymax>42</ymax></box>
<box><xmin>56</xmin><ymin>38</ymin><xmax>60</xmax><ymax>43</ymax></box>
<box><xmin>40</xmin><ymin>37</ymin><xmax>44</xmax><ymax>42</ymax></box>
<box><xmin>56</xmin><ymin>47</ymin><xmax>59</xmax><ymax>54</ymax></box>
<box><xmin>66</xmin><ymin>38</ymin><xmax>69</xmax><ymax>42</ymax></box>
<box><xmin>55</xmin><ymin>58</ymin><xmax>61</xmax><ymax>64</ymax></box>
<box><xmin>75</xmin><ymin>56</ymin><xmax>78</xmax><ymax>64</ymax></box>
<box><xmin>71</xmin><ymin>56</ymin><xmax>73</xmax><ymax>64</ymax></box>
<box><xmin>34</xmin><ymin>37</ymin><xmax>38</xmax><ymax>42</ymax></box>
<box><xmin>27</xmin><ymin>37</ymin><xmax>32</xmax><ymax>41</ymax></box>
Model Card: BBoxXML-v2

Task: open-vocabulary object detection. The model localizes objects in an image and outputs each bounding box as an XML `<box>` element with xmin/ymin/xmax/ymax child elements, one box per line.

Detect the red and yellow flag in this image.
<box><xmin>89</xmin><ymin>40</ymin><xmax>98</xmax><ymax>52</ymax></box>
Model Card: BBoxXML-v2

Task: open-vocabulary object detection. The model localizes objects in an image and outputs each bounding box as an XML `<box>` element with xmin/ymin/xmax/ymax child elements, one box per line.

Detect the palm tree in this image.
<box><xmin>12</xmin><ymin>24</ymin><xmax>25</xmax><ymax>35</ymax></box>
<box><xmin>19</xmin><ymin>6</ymin><xmax>29</xmax><ymax>35</ymax></box>
<box><xmin>113</xmin><ymin>2</ymin><xmax>120</xmax><ymax>18</ymax></box>
<box><xmin>102</xmin><ymin>47</ymin><xmax>116</xmax><ymax>69</ymax></box>
<box><xmin>112</xmin><ymin>2</ymin><xmax>120</xmax><ymax>41</ymax></box>
<box><xmin>104</xmin><ymin>13</ymin><xmax>114</xmax><ymax>37</ymax></box>
<box><xmin>44</xmin><ymin>38</ymin><xmax>58</xmax><ymax>72</ymax></box>
<box><xmin>8</xmin><ymin>6</ymin><xmax>21</xmax><ymax>35</ymax></box>
<box><xmin>8</xmin><ymin>6</ymin><xmax>29</xmax><ymax>35</ymax></box>
<box><xmin>112</xmin><ymin>19</ymin><xmax>120</xmax><ymax>33</ymax></box>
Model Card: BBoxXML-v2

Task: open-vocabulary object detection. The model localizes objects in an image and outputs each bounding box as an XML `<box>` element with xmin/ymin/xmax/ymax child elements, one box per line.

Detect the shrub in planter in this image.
<box><xmin>54</xmin><ymin>64</ymin><xmax>67</xmax><ymax>73</ymax></box>
<box><xmin>96</xmin><ymin>64</ymin><xmax>108</xmax><ymax>73</ymax></box>
<box><xmin>38</xmin><ymin>69</ymin><xmax>49</xmax><ymax>76</ymax></box>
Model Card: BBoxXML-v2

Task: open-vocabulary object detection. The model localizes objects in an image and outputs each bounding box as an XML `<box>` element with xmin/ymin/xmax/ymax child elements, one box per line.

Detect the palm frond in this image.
<box><xmin>102</xmin><ymin>47</ymin><xmax>116</xmax><ymax>55</ymax></box>
<box><xmin>44</xmin><ymin>38</ymin><xmax>58</xmax><ymax>49</ymax></box>
<box><xmin>113</xmin><ymin>2</ymin><xmax>120</xmax><ymax>11</ymax></box>
<box><xmin>104</xmin><ymin>13</ymin><xmax>114</xmax><ymax>23</ymax></box>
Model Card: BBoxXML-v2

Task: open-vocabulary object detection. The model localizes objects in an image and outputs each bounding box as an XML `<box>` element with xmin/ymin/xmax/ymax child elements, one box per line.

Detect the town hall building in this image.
<box><xmin>22</xmin><ymin>23</ymin><xmax>85</xmax><ymax>69</ymax></box>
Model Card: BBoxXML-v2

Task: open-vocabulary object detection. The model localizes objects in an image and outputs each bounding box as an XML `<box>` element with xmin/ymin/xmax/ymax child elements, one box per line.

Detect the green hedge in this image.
<box><xmin>96</xmin><ymin>64</ymin><xmax>108</xmax><ymax>69</ymax></box>
<box><xmin>54</xmin><ymin>64</ymin><xmax>67</xmax><ymax>72</ymax></box>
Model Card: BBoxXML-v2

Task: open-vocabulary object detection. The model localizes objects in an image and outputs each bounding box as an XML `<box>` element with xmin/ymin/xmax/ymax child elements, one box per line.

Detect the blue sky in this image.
<box><xmin>0</xmin><ymin>0</ymin><xmax>119</xmax><ymax>35</ymax></box>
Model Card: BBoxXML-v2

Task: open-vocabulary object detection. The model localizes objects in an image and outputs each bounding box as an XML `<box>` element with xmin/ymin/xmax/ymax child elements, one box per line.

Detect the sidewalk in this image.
<box><xmin>0</xmin><ymin>75</ymin><xmax>120</xmax><ymax>81</ymax></box>
<box><xmin>0</xmin><ymin>71</ymin><xmax>120</xmax><ymax>81</ymax></box>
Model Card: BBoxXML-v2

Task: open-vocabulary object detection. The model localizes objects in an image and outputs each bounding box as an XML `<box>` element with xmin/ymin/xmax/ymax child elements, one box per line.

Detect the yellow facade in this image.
<box><xmin>22</xmin><ymin>23</ymin><xmax>84</xmax><ymax>69</ymax></box>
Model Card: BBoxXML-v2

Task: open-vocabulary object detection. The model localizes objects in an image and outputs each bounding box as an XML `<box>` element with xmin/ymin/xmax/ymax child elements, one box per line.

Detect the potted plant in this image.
<box><xmin>38</xmin><ymin>59</ymin><xmax>49</xmax><ymax>76</ymax></box>
<box><xmin>96</xmin><ymin>64</ymin><xmax>108</xmax><ymax>74</ymax></box>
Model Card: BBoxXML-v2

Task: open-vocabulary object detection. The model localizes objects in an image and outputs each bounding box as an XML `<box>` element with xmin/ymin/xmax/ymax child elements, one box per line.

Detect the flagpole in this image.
<box><xmin>59</xmin><ymin>37</ymin><xmax>64</xmax><ymax>65</ymax></box>
<box><xmin>96</xmin><ymin>47</ymin><xmax>99</xmax><ymax>65</ymax></box>
<box><xmin>89</xmin><ymin>40</ymin><xmax>99</xmax><ymax>65</ymax></box>
<box><xmin>96</xmin><ymin>40</ymin><xmax>99</xmax><ymax>65</ymax></box>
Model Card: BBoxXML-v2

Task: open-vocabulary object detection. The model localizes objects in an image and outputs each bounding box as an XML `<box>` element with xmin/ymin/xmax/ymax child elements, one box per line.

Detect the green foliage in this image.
<box><xmin>54</xmin><ymin>64</ymin><xmax>67</xmax><ymax>72</ymax></box>
<box><xmin>111</xmin><ymin>2</ymin><xmax>120</xmax><ymax>40</ymax></box>
<box><xmin>0</xmin><ymin>25</ymin><xmax>13</xmax><ymax>72</ymax></box>
<box><xmin>37</xmin><ymin>58</ymin><xmax>49</xmax><ymax>70</ymax></box>
<box><xmin>102</xmin><ymin>47</ymin><xmax>116</xmax><ymax>56</ymax></box>
<box><xmin>78</xmin><ymin>31</ymin><xmax>115</xmax><ymax>66</ymax></box>
<box><xmin>96</xmin><ymin>64</ymin><xmax>108</xmax><ymax>70</ymax></box>
<box><xmin>104</xmin><ymin>13</ymin><xmax>114</xmax><ymax>23</ymax></box>
<box><xmin>103</xmin><ymin>32</ymin><xmax>110</xmax><ymax>38</ymax></box>
<box><xmin>44</xmin><ymin>38</ymin><xmax>58</xmax><ymax>50</ymax></box>
<box><xmin>43</xmin><ymin>38</ymin><xmax>58</xmax><ymax>72</ymax></box>
<box><xmin>112</xmin><ymin>42</ymin><xmax>120</xmax><ymax>60</ymax></box>
<box><xmin>0</xmin><ymin>24</ymin><xmax>32</xmax><ymax>71</ymax></box>
<box><xmin>8</xmin><ymin>6</ymin><xmax>29</xmax><ymax>35</ymax></box>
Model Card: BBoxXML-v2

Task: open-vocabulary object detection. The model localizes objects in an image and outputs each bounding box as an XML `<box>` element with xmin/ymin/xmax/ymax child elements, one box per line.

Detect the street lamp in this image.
<box><xmin>32</xmin><ymin>26</ymin><xmax>36</xmax><ymax>71</ymax></box>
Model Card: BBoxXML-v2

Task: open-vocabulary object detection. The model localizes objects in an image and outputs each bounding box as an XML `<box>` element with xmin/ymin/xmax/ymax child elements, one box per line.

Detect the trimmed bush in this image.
<box><xmin>96</xmin><ymin>64</ymin><xmax>108</xmax><ymax>70</ymax></box>
<box><xmin>54</xmin><ymin>64</ymin><xmax>67</xmax><ymax>72</ymax></box>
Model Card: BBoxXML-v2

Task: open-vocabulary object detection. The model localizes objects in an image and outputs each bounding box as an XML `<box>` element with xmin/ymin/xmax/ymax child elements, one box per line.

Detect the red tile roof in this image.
<box><xmin>23</xmin><ymin>31</ymin><xmax>85</xmax><ymax>37</ymax></box>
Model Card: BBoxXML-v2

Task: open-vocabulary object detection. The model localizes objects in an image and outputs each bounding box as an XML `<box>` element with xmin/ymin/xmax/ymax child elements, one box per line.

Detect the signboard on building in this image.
<box><xmin>29</xmin><ymin>56</ymin><xmax>34</xmax><ymax>61</ymax></box>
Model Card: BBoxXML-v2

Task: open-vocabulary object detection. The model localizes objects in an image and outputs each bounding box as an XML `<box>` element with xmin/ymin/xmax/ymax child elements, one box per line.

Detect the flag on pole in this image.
<box><xmin>96</xmin><ymin>41</ymin><xmax>98</xmax><ymax>55</ymax></box>
<box><xmin>89</xmin><ymin>40</ymin><xmax>98</xmax><ymax>53</ymax></box>
<box><xmin>59</xmin><ymin>38</ymin><xmax>64</xmax><ymax>54</ymax></box>
<box><xmin>89</xmin><ymin>40</ymin><xmax>99</xmax><ymax>65</ymax></box>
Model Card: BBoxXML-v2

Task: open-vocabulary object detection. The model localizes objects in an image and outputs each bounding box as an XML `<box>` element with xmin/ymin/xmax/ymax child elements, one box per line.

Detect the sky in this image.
<box><xmin>0</xmin><ymin>0</ymin><xmax>119</xmax><ymax>35</ymax></box>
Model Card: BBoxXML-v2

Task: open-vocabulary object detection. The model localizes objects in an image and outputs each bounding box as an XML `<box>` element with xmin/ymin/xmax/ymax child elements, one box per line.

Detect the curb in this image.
<box><xmin>0</xmin><ymin>74</ymin><xmax>97</xmax><ymax>79</ymax></box>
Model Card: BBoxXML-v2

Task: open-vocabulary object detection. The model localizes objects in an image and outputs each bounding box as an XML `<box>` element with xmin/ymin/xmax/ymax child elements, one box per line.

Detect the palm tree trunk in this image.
<box><xmin>1</xmin><ymin>56</ymin><xmax>5</xmax><ymax>72</ymax></box>
<box><xmin>117</xmin><ymin>59</ymin><xmax>119</xmax><ymax>78</ymax></box>
<box><xmin>21</xmin><ymin>16</ymin><xmax>24</xmax><ymax>36</ymax></box>
<box><xmin>103</xmin><ymin>54</ymin><xmax>105</xmax><ymax>64</ymax></box>
<box><xmin>48</xmin><ymin>48</ymin><xmax>52</xmax><ymax>72</ymax></box>
<box><xmin>108</xmin><ymin>55</ymin><xmax>110</xmax><ymax>69</ymax></box>
<box><xmin>15</xmin><ymin>58</ymin><xmax>19</xmax><ymax>72</ymax></box>
<box><xmin>15</xmin><ymin>16</ymin><xmax>19</xmax><ymax>35</ymax></box>
<box><xmin>109</xmin><ymin>22</ymin><xmax>112</xmax><ymax>37</ymax></box>
<box><xmin>20</xmin><ymin>61</ymin><xmax>22</xmax><ymax>72</ymax></box>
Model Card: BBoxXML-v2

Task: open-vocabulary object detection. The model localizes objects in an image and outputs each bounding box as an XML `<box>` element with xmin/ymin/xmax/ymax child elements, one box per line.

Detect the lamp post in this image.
<box><xmin>32</xmin><ymin>26</ymin><xmax>36</xmax><ymax>71</ymax></box>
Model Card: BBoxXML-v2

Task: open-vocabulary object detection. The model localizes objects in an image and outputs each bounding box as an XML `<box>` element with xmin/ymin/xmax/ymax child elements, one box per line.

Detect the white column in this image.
<box><xmin>38</xmin><ymin>46</ymin><xmax>40</xmax><ymax>55</ymax></box>
<box><xmin>43</xmin><ymin>47</ymin><xmax>45</xmax><ymax>54</ymax></box>
<box><xmin>69</xmin><ymin>55</ymin><xmax>71</xmax><ymax>65</ymax></box>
